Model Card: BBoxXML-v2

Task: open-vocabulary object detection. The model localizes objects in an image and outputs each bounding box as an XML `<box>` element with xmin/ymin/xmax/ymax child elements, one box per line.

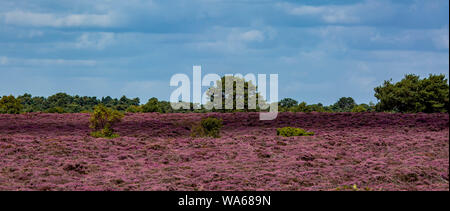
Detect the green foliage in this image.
<box><xmin>20</xmin><ymin>95</ymin><xmax>46</xmax><ymax>112</ymax></box>
<box><xmin>351</xmin><ymin>105</ymin><xmax>368</xmax><ymax>113</ymax></box>
<box><xmin>277</xmin><ymin>97</ymin><xmax>375</xmax><ymax>113</ymax></box>
<box><xmin>277</xmin><ymin>127</ymin><xmax>314</xmax><ymax>137</ymax></box>
<box><xmin>0</xmin><ymin>95</ymin><xmax>23</xmax><ymax>114</ymax></box>
<box><xmin>279</xmin><ymin>98</ymin><xmax>298</xmax><ymax>110</ymax></box>
<box><xmin>90</xmin><ymin>127</ymin><xmax>120</xmax><ymax>139</ymax></box>
<box><xmin>140</xmin><ymin>98</ymin><xmax>174</xmax><ymax>113</ymax></box>
<box><xmin>205</xmin><ymin>76</ymin><xmax>266</xmax><ymax>112</ymax></box>
<box><xmin>10</xmin><ymin>93</ymin><xmax>140</xmax><ymax>113</ymax></box>
<box><xmin>17</xmin><ymin>93</ymin><xmax>33</xmax><ymax>112</ymax></box>
<box><xmin>362</xmin><ymin>102</ymin><xmax>376</xmax><ymax>112</ymax></box>
<box><xmin>288</xmin><ymin>102</ymin><xmax>329</xmax><ymax>113</ymax></box>
<box><xmin>47</xmin><ymin>93</ymin><xmax>73</xmax><ymax>108</ymax></box>
<box><xmin>374</xmin><ymin>74</ymin><xmax>449</xmax><ymax>113</ymax></box>
<box><xmin>126</xmin><ymin>105</ymin><xmax>143</xmax><ymax>113</ymax></box>
<box><xmin>3</xmin><ymin>73</ymin><xmax>448</xmax><ymax>115</ymax></box>
<box><xmin>47</xmin><ymin>106</ymin><xmax>66</xmax><ymax>113</ymax></box>
<box><xmin>142</xmin><ymin>97</ymin><xmax>161</xmax><ymax>112</ymax></box>
<box><xmin>89</xmin><ymin>104</ymin><xmax>124</xmax><ymax>138</ymax></box>
<box><xmin>191</xmin><ymin>117</ymin><xmax>223</xmax><ymax>138</ymax></box>
<box><xmin>331</xmin><ymin>97</ymin><xmax>357</xmax><ymax>112</ymax></box>
<box><xmin>157</xmin><ymin>101</ymin><xmax>174</xmax><ymax>113</ymax></box>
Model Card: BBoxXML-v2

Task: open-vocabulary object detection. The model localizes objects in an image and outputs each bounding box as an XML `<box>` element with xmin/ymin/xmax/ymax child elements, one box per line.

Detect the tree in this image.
<box><xmin>31</xmin><ymin>96</ymin><xmax>47</xmax><ymax>111</ymax></box>
<box><xmin>157</xmin><ymin>101</ymin><xmax>173</xmax><ymax>113</ymax></box>
<box><xmin>126</xmin><ymin>105</ymin><xmax>142</xmax><ymax>113</ymax></box>
<box><xmin>279</xmin><ymin>98</ymin><xmax>298</xmax><ymax>109</ymax></box>
<box><xmin>18</xmin><ymin>93</ymin><xmax>33</xmax><ymax>112</ymax></box>
<box><xmin>101</xmin><ymin>96</ymin><xmax>113</xmax><ymax>105</ymax></box>
<box><xmin>332</xmin><ymin>97</ymin><xmax>356</xmax><ymax>112</ymax></box>
<box><xmin>47</xmin><ymin>93</ymin><xmax>73</xmax><ymax>108</ymax></box>
<box><xmin>142</xmin><ymin>97</ymin><xmax>161</xmax><ymax>113</ymax></box>
<box><xmin>0</xmin><ymin>95</ymin><xmax>23</xmax><ymax>114</ymax></box>
<box><xmin>293</xmin><ymin>102</ymin><xmax>308</xmax><ymax>112</ymax></box>
<box><xmin>374</xmin><ymin>74</ymin><xmax>449</xmax><ymax>113</ymax></box>
<box><xmin>307</xmin><ymin>103</ymin><xmax>327</xmax><ymax>112</ymax></box>
<box><xmin>205</xmin><ymin>76</ymin><xmax>266</xmax><ymax>112</ymax></box>
<box><xmin>417</xmin><ymin>74</ymin><xmax>449</xmax><ymax>113</ymax></box>
<box><xmin>89</xmin><ymin>104</ymin><xmax>123</xmax><ymax>138</ymax></box>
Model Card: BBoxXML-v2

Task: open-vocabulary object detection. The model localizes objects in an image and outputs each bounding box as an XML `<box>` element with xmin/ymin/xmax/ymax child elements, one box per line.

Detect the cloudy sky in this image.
<box><xmin>0</xmin><ymin>0</ymin><xmax>448</xmax><ymax>105</ymax></box>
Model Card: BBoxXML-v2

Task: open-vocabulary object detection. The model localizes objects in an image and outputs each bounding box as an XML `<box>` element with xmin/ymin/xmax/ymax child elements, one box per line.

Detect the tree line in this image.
<box><xmin>0</xmin><ymin>74</ymin><xmax>448</xmax><ymax>114</ymax></box>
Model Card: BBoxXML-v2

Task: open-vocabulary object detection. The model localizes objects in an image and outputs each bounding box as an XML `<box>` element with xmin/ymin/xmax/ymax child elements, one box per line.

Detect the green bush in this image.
<box><xmin>0</xmin><ymin>95</ymin><xmax>22</xmax><ymax>114</ymax></box>
<box><xmin>47</xmin><ymin>106</ymin><xmax>66</xmax><ymax>113</ymax></box>
<box><xmin>89</xmin><ymin>104</ymin><xmax>124</xmax><ymax>138</ymax></box>
<box><xmin>90</xmin><ymin>128</ymin><xmax>119</xmax><ymax>139</ymax></box>
<box><xmin>191</xmin><ymin>117</ymin><xmax>223</xmax><ymax>138</ymax></box>
<box><xmin>126</xmin><ymin>105</ymin><xmax>142</xmax><ymax>113</ymax></box>
<box><xmin>277</xmin><ymin>127</ymin><xmax>314</xmax><ymax>137</ymax></box>
<box><xmin>351</xmin><ymin>105</ymin><xmax>367</xmax><ymax>113</ymax></box>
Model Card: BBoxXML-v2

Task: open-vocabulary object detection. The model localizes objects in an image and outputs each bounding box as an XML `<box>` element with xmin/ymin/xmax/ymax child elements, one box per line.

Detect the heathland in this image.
<box><xmin>0</xmin><ymin>112</ymin><xmax>448</xmax><ymax>191</ymax></box>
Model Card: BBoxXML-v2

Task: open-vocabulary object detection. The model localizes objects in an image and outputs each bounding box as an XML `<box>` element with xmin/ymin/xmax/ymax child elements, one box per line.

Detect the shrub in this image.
<box><xmin>47</xmin><ymin>106</ymin><xmax>66</xmax><ymax>113</ymax></box>
<box><xmin>89</xmin><ymin>104</ymin><xmax>124</xmax><ymax>138</ymax></box>
<box><xmin>277</xmin><ymin>127</ymin><xmax>314</xmax><ymax>137</ymax></box>
<box><xmin>0</xmin><ymin>95</ymin><xmax>22</xmax><ymax>114</ymax></box>
<box><xmin>191</xmin><ymin>117</ymin><xmax>223</xmax><ymax>138</ymax></box>
<box><xmin>126</xmin><ymin>105</ymin><xmax>142</xmax><ymax>113</ymax></box>
<box><xmin>351</xmin><ymin>105</ymin><xmax>367</xmax><ymax>113</ymax></box>
<box><xmin>90</xmin><ymin>129</ymin><xmax>119</xmax><ymax>139</ymax></box>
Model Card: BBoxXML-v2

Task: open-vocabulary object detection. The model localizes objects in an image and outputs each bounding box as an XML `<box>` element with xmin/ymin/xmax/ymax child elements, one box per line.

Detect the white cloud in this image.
<box><xmin>288</xmin><ymin>5</ymin><xmax>324</xmax><ymax>16</ymax></box>
<box><xmin>1</xmin><ymin>10</ymin><xmax>117</xmax><ymax>27</ymax></box>
<box><xmin>190</xmin><ymin>28</ymin><xmax>269</xmax><ymax>53</ymax></box>
<box><xmin>304</xmin><ymin>25</ymin><xmax>449</xmax><ymax>51</ymax></box>
<box><xmin>278</xmin><ymin>0</ymin><xmax>394</xmax><ymax>24</ymax></box>
<box><xmin>28</xmin><ymin>30</ymin><xmax>44</xmax><ymax>38</ymax></box>
<box><xmin>432</xmin><ymin>26</ymin><xmax>449</xmax><ymax>50</ymax></box>
<box><xmin>75</xmin><ymin>32</ymin><xmax>115</xmax><ymax>50</ymax></box>
<box><xmin>238</xmin><ymin>30</ymin><xmax>265</xmax><ymax>42</ymax></box>
<box><xmin>279</xmin><ymin>3</ymin><xmax>360</xmax><ymax>24</ymax></box>
<box><xmin>0</xmin><ymin>56</ymin><xmax>8</xmax><ymax>65</ymax></box>
<box><xmin>0</xmin><ymin>57</ymin><xmax>97</xmax><ymax>66</ymax></box>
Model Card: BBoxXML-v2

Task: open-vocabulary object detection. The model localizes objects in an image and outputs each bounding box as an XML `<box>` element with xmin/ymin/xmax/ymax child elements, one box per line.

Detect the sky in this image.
<box><xmin>0</xmin><ymin>0</ymin><xmax>448</xmax><ymax>105</ymax></box>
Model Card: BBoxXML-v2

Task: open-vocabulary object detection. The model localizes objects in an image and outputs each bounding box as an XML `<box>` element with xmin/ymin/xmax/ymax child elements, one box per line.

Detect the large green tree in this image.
<box><xmin>279</xmin><ymin>98</ymin><xmax>298</xmax><ymax>109</ymax></box>
<box><xmin>374</xmin><ymin>74</ymin><xmax>449</xmax><ymax>113</ymax></box>
<box><xmin>331</xmin><ymin>97</ymin><xmax>357</xmax><ymax>112</ymax></box>
<box><xmin>205</xmin><ymin>76</ymin><xmax>266</xmax><ymax>112</ymax></box>
<box><xmin>0</xmin><ymin>95</ymin><xmax>23</xmax><ymax>114</ymax></box>
<box><xmin>142</xmin><ymin>97</ymin><xmax>161</xmax><ymax>112</ymax></box>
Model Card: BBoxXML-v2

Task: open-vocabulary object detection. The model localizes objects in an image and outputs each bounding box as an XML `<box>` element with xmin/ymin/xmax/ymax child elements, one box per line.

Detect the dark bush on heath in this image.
<box><xmin>89</xmin><ymin>104</ymin><xmax>124</xmax><ymax>138</ymax></box>
<box><xmin>277</xmin><ymin>127</ymin><xmax>314</xmax><ymax>137</ymax></box>
<box><xmin>191</xmin><ymin>117</ymin><xmax>223</xmax><ymax>138</ymax></box>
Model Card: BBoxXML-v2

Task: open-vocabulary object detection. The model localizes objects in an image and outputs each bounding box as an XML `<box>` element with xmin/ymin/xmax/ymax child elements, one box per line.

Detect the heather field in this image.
<box><xmin>0</xmin><ymin>112</ymin><xmax>448</xmax><ymax>191</ymax></box>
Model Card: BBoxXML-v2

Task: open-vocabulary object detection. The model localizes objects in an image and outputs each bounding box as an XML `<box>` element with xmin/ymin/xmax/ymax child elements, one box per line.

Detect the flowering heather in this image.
<box><xmin>0</xmin><ymin>112</ymin><xmax>448</xmax><ymax>191</ymax></box>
